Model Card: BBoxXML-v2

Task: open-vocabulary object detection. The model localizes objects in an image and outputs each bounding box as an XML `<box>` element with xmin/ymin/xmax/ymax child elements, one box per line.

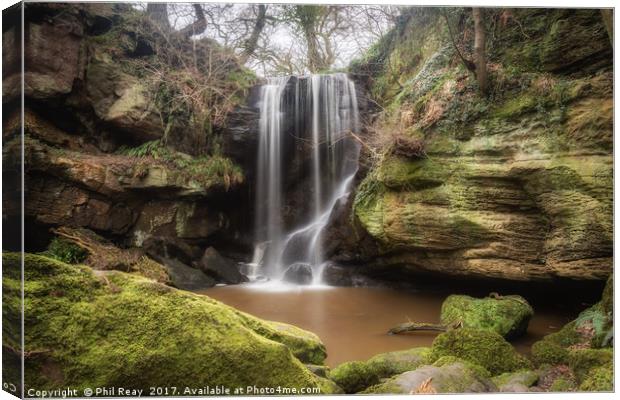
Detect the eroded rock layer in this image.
<box><xmin>341</xmin><ymin>8</ymin><xmax>612</xmax><ymax>282</ymax></box>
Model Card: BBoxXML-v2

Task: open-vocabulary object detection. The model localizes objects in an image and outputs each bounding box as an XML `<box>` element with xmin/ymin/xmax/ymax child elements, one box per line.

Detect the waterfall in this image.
<box><xmin>253</xmin><ymin>73</ymin><xmax>360</xmax><ymax>285</ymax></box>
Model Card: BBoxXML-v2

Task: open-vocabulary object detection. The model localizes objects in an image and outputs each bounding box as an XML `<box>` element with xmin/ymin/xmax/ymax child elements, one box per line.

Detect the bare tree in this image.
<box><xmin>148</xmin><ymin>3</ymin><xmax>207</xmax><ymax>38</ymax></box>
<box><xmin>472</xmin><ymin>8</ymin><xmax>488</xmax><ymax>95</ymax></box>
<box><xmin>239</xmin><ymin>5</ymin><xmax>267</xmax><ymax>64</ymax></box>
<box><xmin>147</xmin><ymin>3</ymin><xmax>170</xmax><ymax>30</ymax></box>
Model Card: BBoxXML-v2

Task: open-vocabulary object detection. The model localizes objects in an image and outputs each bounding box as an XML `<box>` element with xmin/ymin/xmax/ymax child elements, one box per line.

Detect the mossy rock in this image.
<box><xmin>429</xmin><ymin>328</ymin><xmax>531</xmax><ymax>375</ymax></box>
<box><xmin>531</xmin><ymin>339</ymin><xmax>570</xmax><ymax>366</ymax></box>
<box><xmin>3</xmin><ymin>253</ymin><xmax>333</xmax><ymax>393</ymax></box>
<box><xmin>330</xmin><ymin>347</ymin><xmax>430</xmax><ymax>393</ymax></box>
<box><xmin>578</xmin><ymin>364</ymin><xmax>613</xmax><ymax>392</ymax></box>
<box><xmin>532</xmin><ymin>275</ymin><xmax>613</xmax><ymax>369</ymax></box>
<box><xmin>568</xmin><ymin>348</ymin><xmax>613</xmax><ymax>382</ymax></box>
<box><xmin>491</xmin><ymin>370</ymin><xmax>538</xmax><ymax>392</ymax></box>
<box><xmin>362</xmin><ymin>358</ymin><xmax>497</xmax><ymax>394</ymax></box>
<box><xmin>432</xmin><ymin>356</ymin><xmax>490</xmax><ymax>379</ymax></box>
<box><xmin>441</xmin><ymin>294</ymin><xmax>533</xmax><ymax>339</ymax></box>
<box><xmin>549</xmin><ymin>376</ymin><xmax>577</xmax><ymax>392</ymax></box>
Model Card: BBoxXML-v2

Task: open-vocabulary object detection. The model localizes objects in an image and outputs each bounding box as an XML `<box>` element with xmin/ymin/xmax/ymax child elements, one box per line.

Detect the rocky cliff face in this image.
<box><xmin>3</xmin><ymin>3</ymin><xmax>260</xmax><ymax>283</ymax></box>
<box><xmin>340</xmin><ymin>8</ymin><xmax>612</xmax><ymax>282</ymax></box>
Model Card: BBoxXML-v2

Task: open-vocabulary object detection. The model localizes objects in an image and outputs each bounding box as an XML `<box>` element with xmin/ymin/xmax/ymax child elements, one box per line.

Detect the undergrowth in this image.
<box><xmin>118</xmin><ymin>140</ymin><xmax>243</xmax><ymax>190</ymax></box>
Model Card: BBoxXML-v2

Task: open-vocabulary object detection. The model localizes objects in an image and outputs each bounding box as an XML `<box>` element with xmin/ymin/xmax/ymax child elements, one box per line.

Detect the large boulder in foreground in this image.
<box><xmin>363</xmin><ymin>358</ymin><xmax>497</xmax><ymax>394</ymax></box>
<box><xmin>3</xmin><ymin>253</ymin><xmax>334</xmax><ymax>393</ymax></box>
<box><xmin>429</xmin><ymin>328</ymin><xmax>531</xmax><ymax>375</ymax></box>
<box><xmin>440</xmin><ymin>294</ymin><xmax>534</xmax><ymax>339</ymax></box>
<box><xmin>330</xmin><ymin>347</ymin><xmax>430</xmax><ymax>393</ymax></box>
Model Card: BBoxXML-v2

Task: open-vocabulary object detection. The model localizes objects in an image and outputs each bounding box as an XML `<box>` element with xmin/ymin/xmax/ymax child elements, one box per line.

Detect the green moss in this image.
<box><xmin>432</xmin><ymin>356</ymin><xmax>490</xmax><ymax>378</ymax></box>
<box><xmin>568</xmin><ymin>348</ymin><xmax>613</xmax><ymax>382</ymax></box>
<box><xmin>130</xmin><ymin>256</ymin><xmax>171</xmax><ymax>285</ymax></box>
<box><xmin>549</xmin><ymin>376</ymin><xmax>577</xmax><ymax>392</ymax></box>
<box><xmin>429</xmin><ymin>328</ymin><xmax>531</xmax><ymax>375</ymax></box>
<box><xmin>531</xmin><ymin>340</ymin><xmax>569</xmax><ymax>366</ymax></box>
<box><xmin>491</xmin><ymin>93</ymin><xmax>539</xmax><ymax>120</ymax></box>
<box><xmin>361</xmin><ymin>357</ymin><xmax>495</xmax><ymax>394</ymax></box>
<box><xmin>440</xmin><ymin>294</ymin><xmax>533</xmax><ymax>339</ymax></box>
<box><xmin>330</xmin><ymin>347</ymin><xmax>430</xmax><ymax>393</ymax></box>
<box><xmin>531</xmin><ymin>276</ymin><xmax>614</xmax><ymax>368</ymax></box>
<box><xmin>5</xmin><ymin>253</ymin><xmax>332</xmax><ymax>393</ymax></box>
<box><xmin>578</xmin><ymin>364</ymin><xmax>613</xmax><ymax>392</ymax></box>
<box><xmin>119</xmin><ymin>140</ymin><xmax>244</xmax><ymax>190</ymax></box>
<box><xmin>543</xmin><ymin>321</ymin><xmax>582</xmax><ymax>347</ymax></box>
<box><xmin>491</xmin><ymin>370</ymin><xmax>538</xmax><ymax>389</ymax></box>
<box><xmin>44</xmin><ymin>238</ymin><xmax>88</xmax><ymax>264</ymax></box>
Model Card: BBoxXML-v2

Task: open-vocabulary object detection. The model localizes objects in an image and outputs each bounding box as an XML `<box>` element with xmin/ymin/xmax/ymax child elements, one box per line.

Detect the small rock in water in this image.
<box><xmin>282</xmin><ymin>263</ymin><xmax>313</xmax><ymax>285</ymax></box>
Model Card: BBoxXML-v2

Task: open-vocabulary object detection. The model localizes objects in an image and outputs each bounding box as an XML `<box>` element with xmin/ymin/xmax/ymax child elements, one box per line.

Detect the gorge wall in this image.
<box><xmin>332</xmin><ymin>8</ymin><xmax>613</xmax><ymax>283</ymax></box>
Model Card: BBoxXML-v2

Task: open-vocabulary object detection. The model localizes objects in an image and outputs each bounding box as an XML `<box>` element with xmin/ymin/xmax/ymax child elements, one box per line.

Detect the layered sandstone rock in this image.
<box><xmin>345</xmin><ymin>8</ymin><xmax>612</xmax><ymax>282</ymax></box>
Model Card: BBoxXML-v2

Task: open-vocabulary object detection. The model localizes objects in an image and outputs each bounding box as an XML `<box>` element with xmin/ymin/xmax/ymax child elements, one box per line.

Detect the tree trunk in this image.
<box><xmin>472</xmin><ymin>8</ymin><xmax>488</xmax><ymax>96</ymax></box>
<box><xmin>147</xmin><ymin>3</ymin><xmax>170</xmax><ymax>31</ymax></box>
<box><xmin>304</xmin><ymin>27</ymin><xmax>324</xmax><ymax>73</ymax></box>
<box><xmin>240</xmin><ymin>5</ymin><xmax>267</xmax><ymax>64</ymax></box>
<box><xmin>600</xmin><ymin>9</ymin><xmax>613</xmax><ymax>45</ymax></box>
<box><xmin>179</xmin><ymin>4</ymin><xmax>207</xmax><ymax>38</ymax></box>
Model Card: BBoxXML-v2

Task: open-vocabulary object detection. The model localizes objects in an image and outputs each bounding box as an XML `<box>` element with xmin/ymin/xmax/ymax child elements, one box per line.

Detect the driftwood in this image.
<box><xmin>388</xmin><ymin>320</ymin><xmax>462</xmax><ymax>335</ymax></box>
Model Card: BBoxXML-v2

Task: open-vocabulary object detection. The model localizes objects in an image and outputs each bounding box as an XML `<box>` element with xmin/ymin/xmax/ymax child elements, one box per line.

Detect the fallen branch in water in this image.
<box><xmin>388</xmin><ymin>320</ymin><xmax>462</xmax><ymax>335</ymax></box>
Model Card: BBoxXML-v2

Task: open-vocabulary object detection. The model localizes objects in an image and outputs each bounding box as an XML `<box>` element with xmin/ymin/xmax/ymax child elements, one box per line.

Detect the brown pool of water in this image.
<box><xmin>200</xmin><ymin>285</ymin><xmax>575</xmax><ymax>367</ymax></box>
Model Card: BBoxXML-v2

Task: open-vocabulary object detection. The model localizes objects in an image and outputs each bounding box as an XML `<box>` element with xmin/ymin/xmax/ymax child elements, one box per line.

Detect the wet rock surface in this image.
<box><xmin>283</xmin><ymin>263</ymin><xmax>314</xmax><ymax>285</ymax></box>
<box><xmin>197</xmin><ymin>247</ymin><xmax>248</xmax><ymax>284</ymax></box>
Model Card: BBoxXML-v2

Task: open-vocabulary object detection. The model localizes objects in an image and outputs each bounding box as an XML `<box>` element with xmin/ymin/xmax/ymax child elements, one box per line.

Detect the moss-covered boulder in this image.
<box><xmin>531</xmin><ymin>339</ymin><xmax>570</xmax><ymax>366</ymax></box>
<box><xmin>429</xmin><ymin>328</ymin><xmax>532</xmax><ymax>375</ymax></box>
<box><xmin>568</xmin><ymin>348</ymin><xmax>613</xmax><ymax>382</ymax></box>
<box><xmin>441</xmin><ymin>294</ymin><xmax>533</xmax><ymax>339</ymax></box>
<box><xmin>3</xmin><ymin>253</ymin><xmax>335</xmax><ymax>393</ymax></box>
<box><xmin>491</xmin><ymin>370</ymin><xmax>539</xmax><ymax>392</ymax></box>
<box><xmin>362</xmin><ymin>357</ymin><xmax>496</xmax><ymax>394</ymax></box>
<box><xmin>578</xmin><ymin>364</ymin><xmax>613</xmax><ymax>392</ymax></box>
<box><xmin>330</xmin><ymin>347</ymin><xmax>430</xmax><ymax>393</ymax></box>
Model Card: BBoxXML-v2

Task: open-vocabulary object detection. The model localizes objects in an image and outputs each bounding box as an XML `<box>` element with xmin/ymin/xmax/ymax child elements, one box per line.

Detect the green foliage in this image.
<box><xmin>87</xmin><ymin>6</ymin><xmax>256</xmax><ymax>153</ymax></box>
<box><xmin>117</xmin><ymin>140</ymin><xmax>168</xmax><ymax>158</ymax></box>
<box><xmin>429</xmin><ymin>328</ymin><xmax>532</xmax><ymax>375</ymax></box>
<box><xmin>45</xmin><ymin>238</ymin><xmax>88</xmax><ymax>264</ymax></box>
<box><xmin>440</xmin><ymin>295</ymin><xmax>534</xmax><ymax>339</ymax></box>
<box><xmin>3</xmin><ymin>252</ymin><xmax>333</xmax><ymax>393</ymax></box>
<box><xmin>118</xmin><ymin>140</ymin><xmax>244</xmax><ymax>191</ymax></box>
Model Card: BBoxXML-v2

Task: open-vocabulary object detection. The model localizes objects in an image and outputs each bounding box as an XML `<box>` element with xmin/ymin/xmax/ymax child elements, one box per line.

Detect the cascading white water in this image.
<box><xmin>253</xmin><ymin>73</ymin><xmax>360</xmax><ymax>285</ymax></box>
